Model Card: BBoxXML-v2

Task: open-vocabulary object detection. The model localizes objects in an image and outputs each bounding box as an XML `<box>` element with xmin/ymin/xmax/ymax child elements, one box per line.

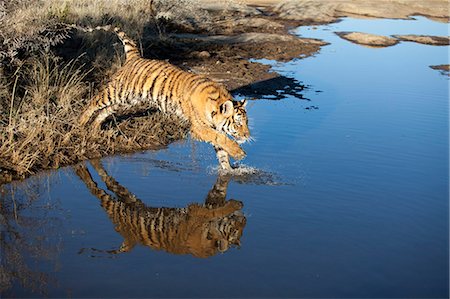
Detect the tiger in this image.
<box><xmin>75</xmin><ymin>160</ymin><xmax>246</xmax><ymax>258</ymax></box>
<box><xmin>76</xmin><ymin>25</ymin><xmax>250</xmax><ymax>170</ymax></box>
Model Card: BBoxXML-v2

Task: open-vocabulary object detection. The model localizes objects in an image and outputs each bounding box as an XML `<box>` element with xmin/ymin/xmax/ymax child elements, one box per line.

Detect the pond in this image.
<box><xmin>1</xmin><ymin>16</ymin><xmax>448</xmax><ymax>297</ymax></box>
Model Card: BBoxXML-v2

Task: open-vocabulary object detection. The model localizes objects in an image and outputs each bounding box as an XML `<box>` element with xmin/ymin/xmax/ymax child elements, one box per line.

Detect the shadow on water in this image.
<box><xmin>75</xmin><ymin>160</ymin><xmax>246</xmax><ymax>258</ymax></box>
<box><xmin>231</xmin><ymin>75</ymin><xmax>309</xmax><ymax>101</ymax></box>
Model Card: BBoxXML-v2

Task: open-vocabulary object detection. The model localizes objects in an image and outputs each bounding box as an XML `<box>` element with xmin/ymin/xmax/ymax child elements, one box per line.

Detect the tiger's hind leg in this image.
<box><xmin>79</xmin><ymin>85</ymin><xmax>117</xmax><ymax>129</ymax></box>
<box><xmin>91</xmin><ymin>105</ymin><xmax>118</xmax><ymax>130</ymax></box>
<box><xmin>79</xmin><ymin>102</ymin><xmax>99</xmax><ymax>127</ymax></box>
<box><xmin>79</xmin><ymin>102</ymin><xmax>117</xmax><ymax>130</ymax></box>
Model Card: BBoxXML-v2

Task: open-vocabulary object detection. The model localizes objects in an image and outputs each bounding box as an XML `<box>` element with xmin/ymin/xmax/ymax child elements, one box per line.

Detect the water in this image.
<box><xmin>1</xmin><ymin>17</ymin><xmax>448</xmax><ymax>297</ymax></box>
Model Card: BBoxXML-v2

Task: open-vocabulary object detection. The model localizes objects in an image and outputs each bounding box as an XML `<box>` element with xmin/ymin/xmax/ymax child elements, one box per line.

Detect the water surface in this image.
<box><xmin>1</xmin><ymin>16</ymin><xmax>448</xmax><ymax>298</ymax></box>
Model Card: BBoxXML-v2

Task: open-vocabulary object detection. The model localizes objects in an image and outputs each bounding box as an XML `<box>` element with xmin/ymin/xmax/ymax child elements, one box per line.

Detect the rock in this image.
<box><xmin>336</xmin><ymin>31</ymin><xmax>399</xmax><ymax>48</ymax></box>
<box><xmin>191</xmin><ymin>50</ymin><xmax>211</xmax><ymax>59</ymax></box>
<box><xmin>393</xmin><ymin>35</ymin><xmax>450</xmax><ymax>46</ymax></box>
<box><xmin>430</xmin><ymin>64</ymin><xmax>450</xmax><ymax>76</ymax></box>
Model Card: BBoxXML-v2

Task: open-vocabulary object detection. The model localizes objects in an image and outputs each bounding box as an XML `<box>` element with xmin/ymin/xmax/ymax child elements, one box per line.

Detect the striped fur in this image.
<box><xmin>77</xmin><ymin>26</ymin><xmax>250</xmax><ymax>169</ymax></box>
<box><xmin>75</xmin><ymin>161</ymin><xmax>246</xmax><ymax>258</ymax></box>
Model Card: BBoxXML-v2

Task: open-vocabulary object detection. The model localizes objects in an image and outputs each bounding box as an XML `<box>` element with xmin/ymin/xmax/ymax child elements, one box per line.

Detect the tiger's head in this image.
<box><xmin>203</xmin><ymin>85</ymin><xmax>250</xmax><ymax>144</ymax></box>
<box><xmin>187</xmin><ymin>203</ymin><xmax>247</xmax><ymax>258</ymax></box>
<box><xmin>216</xmin><ymin>99</ymin><xmax>250</xmax><ymax>145</ymax></box>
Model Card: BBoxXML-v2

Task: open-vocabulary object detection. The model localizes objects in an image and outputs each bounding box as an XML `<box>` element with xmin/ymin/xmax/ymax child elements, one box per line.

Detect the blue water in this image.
<box><xmin>1</xmin><ymin>17</ymin><xmax>448</xmax><ymax>297</ymax></box>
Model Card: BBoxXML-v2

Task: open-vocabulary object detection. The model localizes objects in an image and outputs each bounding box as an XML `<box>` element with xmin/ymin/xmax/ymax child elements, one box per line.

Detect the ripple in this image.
<box><xmin>208</xmin><ymin>164</ymin><xmax>290</xmax><ymax>186</ymax></box>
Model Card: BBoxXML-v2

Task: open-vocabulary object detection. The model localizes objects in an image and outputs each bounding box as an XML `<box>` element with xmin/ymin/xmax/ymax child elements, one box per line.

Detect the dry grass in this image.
<box><xmin>0</xmin><ymin>55</ymin><xmax>87</xmax><ymax>174</ymax></box>
<box><xmin>0</xmin><ymin>0</ymin><xmax>213</xmax><ymax>61</ymax></box>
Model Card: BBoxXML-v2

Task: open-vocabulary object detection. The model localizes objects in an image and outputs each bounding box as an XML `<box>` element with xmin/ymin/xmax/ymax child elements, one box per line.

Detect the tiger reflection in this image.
<box><xmin>75</xmin><ymin>160</ymin><xmax>246</xmax><ymax>258</ymax></box>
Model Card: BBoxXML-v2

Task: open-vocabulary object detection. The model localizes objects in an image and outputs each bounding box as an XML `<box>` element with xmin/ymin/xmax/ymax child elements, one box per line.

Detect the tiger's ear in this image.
<box><xmin>220</xmin><ymin>101</ymin><xmax>233</xmax><ymax>117</ymax></box>
<box><xmin>209</xmin><ymin>89</ymin><xmax>220</xmax><ymax>101</ymax></box>
<box><xmin>242</xmin><ymin>99</ymin><xmax>248</xmax><ymax>107</ymax></box>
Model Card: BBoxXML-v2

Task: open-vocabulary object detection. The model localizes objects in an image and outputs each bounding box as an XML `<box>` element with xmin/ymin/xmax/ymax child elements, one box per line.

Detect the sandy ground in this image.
<box><xmin>243</xmin><ymin>0</ymin><xmax>449</xmax><ymax>22</ymax></box>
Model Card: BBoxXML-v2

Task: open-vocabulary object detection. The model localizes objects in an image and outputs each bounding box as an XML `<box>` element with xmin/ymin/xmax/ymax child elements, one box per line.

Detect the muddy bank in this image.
<box><xmin>0</xmin><ymin>112</ymin><xmax>189</xmax><ymax>184</ymax></box>
<box><xmin>171</xmin><ymin>33</ymin><xmax>325</xmax><ymax>90</ymax></box>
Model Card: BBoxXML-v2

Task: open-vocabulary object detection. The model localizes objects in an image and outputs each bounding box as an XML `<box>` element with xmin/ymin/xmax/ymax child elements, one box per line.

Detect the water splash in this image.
<box><xmin>208</xmin><ymin>164</ymin><xmax>289</xmax><ymax>186</ymax></box>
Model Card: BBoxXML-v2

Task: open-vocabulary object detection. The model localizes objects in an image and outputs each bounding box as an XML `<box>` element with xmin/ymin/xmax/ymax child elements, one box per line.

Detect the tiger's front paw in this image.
<box><xmin>229</xmin><ymin>146</ymin><xmax>246</xmax><ymax>161</ymax></box>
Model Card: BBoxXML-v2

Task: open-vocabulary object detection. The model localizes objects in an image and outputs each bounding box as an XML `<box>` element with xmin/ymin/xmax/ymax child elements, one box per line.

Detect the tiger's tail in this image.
<box><xmin>69</xmin><ymin>24</ymin><xmax>141</xmax><ymax>61</ymax></box>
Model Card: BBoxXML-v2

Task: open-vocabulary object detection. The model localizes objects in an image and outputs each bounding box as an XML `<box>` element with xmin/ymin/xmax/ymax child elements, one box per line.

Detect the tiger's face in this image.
<box><xmin>212</xmin><ymin>210</ymin><xmax>247</xmax><ymax>253</ymax></box>
<box><xmin>195</xmin><ymin>84</ymin><xmax>250</xmax><ymax>145</ymax></box>
<box><xmin>189</xmin><ymin>208</ymin><xmax>246</xmax><ymax>258</ymax></box>
<box><xmin>212</xmin><ymin>99</ymin><xmax>250</xmax><ymax>144</ymax></box>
